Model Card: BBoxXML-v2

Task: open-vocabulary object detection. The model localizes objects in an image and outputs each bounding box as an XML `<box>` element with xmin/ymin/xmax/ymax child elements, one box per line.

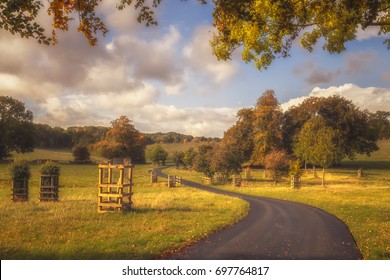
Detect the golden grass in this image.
<box><xmin>0</xmin><ymin>163</ymin><xmax>248</xmax><ymax>259</ymax></box>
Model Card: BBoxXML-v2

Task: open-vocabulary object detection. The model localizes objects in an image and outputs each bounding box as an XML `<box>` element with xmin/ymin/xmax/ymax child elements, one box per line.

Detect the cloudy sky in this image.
<box><xmin>0</xmin><ymin>0</ymin><xmax>389</xmax><ymax>137</ymax></box>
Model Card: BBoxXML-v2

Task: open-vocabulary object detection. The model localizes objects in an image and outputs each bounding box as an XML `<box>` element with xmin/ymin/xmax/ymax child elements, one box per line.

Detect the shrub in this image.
<box><xmin>40</xmin><ymin>161</ymin><xmax>60</xmax><ymax>176</ymax></box>
<box><xmin>264</xmin><ymin>150</ymin><xmax>290</xmax><ymax>184</ymax></box>
<box><xmin>9</xmin><ymin>160</ymin><xmax>31</xmax><ymax>180</ymax></box>
<box><xmin>72</xmin><ymin>145</ymin><xmax>91</xmax><ymax>162</ymax></box>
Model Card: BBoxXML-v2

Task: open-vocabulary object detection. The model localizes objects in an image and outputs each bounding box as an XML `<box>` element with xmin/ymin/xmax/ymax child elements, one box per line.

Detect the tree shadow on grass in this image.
<box><xmin>341</xmin><ymin>161</ymin><xmax>390</xmax><ymax>170</ymax></box>
<box><xmin>124</xmin><ymin>207</ymin><xmax>194</xmax><ymax>215</ymax></box>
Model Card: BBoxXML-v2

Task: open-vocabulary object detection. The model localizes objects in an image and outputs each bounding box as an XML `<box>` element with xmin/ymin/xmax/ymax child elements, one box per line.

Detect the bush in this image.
<box><xmin>9</xmin><ymin>160</ymin><xmax>31</xmax><ymax>180</ymax></box>
<box><xmin>40</xmin><ymin>161</ymin><xmax>60</xmax><ymax>176</ymax></box>
<box><xmin>72</xmin><ymin>145</ymin><xmax>91</xmax><ymax>162</ymax></box>
<box><xmin>264</xmin><ymin>150</ymin><xmax>290</xmax><ymax>184</ymax></box>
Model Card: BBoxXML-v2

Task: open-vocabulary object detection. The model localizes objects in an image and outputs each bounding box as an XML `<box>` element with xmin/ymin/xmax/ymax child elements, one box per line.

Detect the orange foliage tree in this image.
<box><xmin>91</xmin><ymin>116</ymin><xmax>145</xmax><ymax>163</ymax></box>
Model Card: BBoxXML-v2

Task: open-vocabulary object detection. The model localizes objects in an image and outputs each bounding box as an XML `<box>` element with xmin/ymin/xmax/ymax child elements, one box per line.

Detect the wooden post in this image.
<box><xmin>245</xmin><ymin>167</ymin><xmax>251</xmax><ymax>181</ymax></box>
<box><xmin>233</xmin><ymin>175</ymin><xmax>242</xmax><ymax>187</ymax></box>
<box><xmin>167</xmin><ymin>175</ymin><xmax>176</xmax><ymax>187</ymax></box>
<box><xmin>291</xmin><ymin>175</ymin><xmax>301</xmax><ymax>189</ymax></box>
<box><xmin>150</xmin><ymin>172</ymin><xmax>158</xmax><ymax>183</ymax></box>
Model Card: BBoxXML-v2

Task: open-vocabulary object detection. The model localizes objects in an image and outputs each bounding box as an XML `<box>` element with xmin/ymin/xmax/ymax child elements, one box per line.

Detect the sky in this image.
<box><xmin>0</xmin><ymin>0</ymin><xmax>389</xmax><ymax>137</ymax></box>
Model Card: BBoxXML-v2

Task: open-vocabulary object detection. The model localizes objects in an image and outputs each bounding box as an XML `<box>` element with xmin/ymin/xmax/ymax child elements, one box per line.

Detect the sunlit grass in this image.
<box><xmin>0</xmin><ymin>163</ymin><xmax>248</xmax><ymax>259</ymax></box>
<box><xmin>13</xmin><ymin>148</ymin><xmax>106</xmax><ymax>163</ymax></box>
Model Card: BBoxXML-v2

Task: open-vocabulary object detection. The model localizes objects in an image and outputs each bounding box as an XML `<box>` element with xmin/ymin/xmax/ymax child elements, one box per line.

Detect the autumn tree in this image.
<box><xmin>72</xmin><ymin>145</ymin><xmax>90</xmax><ymax>162</ymax></box>
<box><xmin>222</xmin><ymin>107</ymin><xmax>255</xmax><ymax>163</ymax></box>
<box><xmin>251</xmin><ymin>90</ymin><xmax>284</xmax><ymax>166</ymax></box>
<box><xmin>210</xmin><ymin>143</ymin><xmax>243</xmax><ymax>182</ymax></box>
<box><xmin>91</xmin><ymin>116</ymin><xmax>145</xmax><ymax>163</ymax></box>
<box><xmin>0</xmin><ymin>96</ymin><xmax>35</xmax><ymax>159</ymax></box>
<box><xmin>264</xmin><ymin>150</ymin><xmax>290</xmax><ymax>184</ymax></box>
<box><xmin>294</xmin><ymin>116</ymin><xmax>338</xmax><ymax>186</ymax></box>
<box><xmin>2</xmin><ymin>1</ymin><xmax>388</xmax><ymax>70</ymax></box>
<box><xmin>211</xmin><ymin>0</ymin><xmax>390</xmax><ymax>70</ymax></box>
<box><xmin>284</xmin><ymin>95</ymin><xmax>379</xmax><ymax>162</ymax></box>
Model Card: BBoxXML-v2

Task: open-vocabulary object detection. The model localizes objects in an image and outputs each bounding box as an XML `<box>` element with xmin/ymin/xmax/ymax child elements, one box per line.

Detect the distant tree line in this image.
<box><xmin>0</xmin><ymin>95</ymin><xmax>221</xmax><ymax>163</ymax></box>
<box><xmin>144</xmin><ymin>132</ymin><xmax>220</xmax><ymax>145</ymax></box>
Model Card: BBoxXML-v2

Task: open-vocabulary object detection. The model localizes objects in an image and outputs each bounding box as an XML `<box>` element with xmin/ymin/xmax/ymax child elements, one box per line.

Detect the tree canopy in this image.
<box><xmin>91</xmin><ymin>115</ymin><xmax>145</xmax><ymax>163</ymax></box>
<box><xmin>293</xmin><ymin>115</ymin><xmax>338</xmax><ymax>186</ymax></box>
<box><xmin>0</xmin><ymin>96</ymin><xmax>35</xmax><ymax>159</ymax></box>
<box><xmin>1</xmin><ymin>0</ymin><xmax>388</xmax><ymax>69</ymax></box>
<box><xmin>211</xmin><ymin>0</ymin><xmax>390</xmax><ymax>69</ymax></box>
<box><xmin>250</xmin><ymin>90</ymin><xmax>284</xmax><ymax>165</ymax></box>
<box><xmin>284</xmin><ymin>95</ymin><xmax>379</xmax><ymax>161</ymax></box>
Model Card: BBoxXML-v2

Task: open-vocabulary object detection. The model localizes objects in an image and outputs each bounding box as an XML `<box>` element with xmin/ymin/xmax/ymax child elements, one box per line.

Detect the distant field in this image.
<box><xmin>0</xmin><ymin>161</ymin><xmax>248</xmax><ymax>259</ymax></box>
<box><xmin>13</xmin><ymin>148</ymin><xmax>107</xmax><ymax>163</ymax></box>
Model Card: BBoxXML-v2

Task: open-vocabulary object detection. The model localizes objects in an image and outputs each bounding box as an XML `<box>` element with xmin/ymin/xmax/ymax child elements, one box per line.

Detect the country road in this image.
<box><xmin>155</xmin><ymin>168</ymin><xmax>362</xmax><ymax>260</ymax></box>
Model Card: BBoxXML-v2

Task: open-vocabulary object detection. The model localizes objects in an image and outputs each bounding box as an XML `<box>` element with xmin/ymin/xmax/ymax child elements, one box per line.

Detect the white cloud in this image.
<box><xmin>136</xmin><ymin>105</ymin><xmax>238</xmax><ymax>137</ymax></box>
<box><xmin>356</xmin><ymin>26</ymin><xmax>382</xmax><ymax>41</ymax></box>
<box><xmin>183</xmin><ymin>25</ymin><xmax>239</xmax><ymax>86</ymax></box>
<box><xmin>281</xmin><ymin>83</ymin><xmax>390</xmax><ymax>113</ymax></box>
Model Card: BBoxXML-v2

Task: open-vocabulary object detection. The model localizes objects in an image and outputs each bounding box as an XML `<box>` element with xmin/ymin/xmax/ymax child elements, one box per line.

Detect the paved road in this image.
<box><xmin>155</xmin><ymin>168</ymin><xmax>362</xmax><ymax>260</ymax></box>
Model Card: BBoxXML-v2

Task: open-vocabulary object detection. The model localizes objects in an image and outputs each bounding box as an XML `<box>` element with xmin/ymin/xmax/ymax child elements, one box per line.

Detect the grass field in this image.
<box><xmin>166</xmin><ymin>140</ymin><xmax>390</xmax><ymax>259</ymax></box>
<box><xmin>1</xmin><ymin>141</ymin><xmax>389</xmax><ymax>259</ymax></box>
<box><xmin>0</xmin><ymin>160</ymin><xmax>248</xmax><ymax>259</ymax></box>
<box><xmin>13</xmin><ymin>148</ymin><xmax>107</xmax><ymax>163</ymax></box>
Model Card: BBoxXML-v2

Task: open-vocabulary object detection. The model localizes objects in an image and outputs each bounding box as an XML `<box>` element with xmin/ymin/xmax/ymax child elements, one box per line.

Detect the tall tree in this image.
<box><xmin>294</xmin><ymin>115</ymin><xmax>338</xmax><ymax>186</ymax></box>
<box><xmin>222</xmin><ymin>107</ymin><xmax>255</xmax><ymax>163</ymax></box>
<box><xmin>285</xmin><ymin>95</ymin><xmax>379</xmax><ymax>161</ymax></box>
<box><xmin>210</xmin><ymin>143</ymin><xmax>243</xmax><ymax>182</ymax></box>
<box><xmin>0</xmin><ymin>96</ymin><xmax>35</xmax><ymax>159</ymax></box>
<box><xmin>251</xmin><ymin>90</ymin><xmax>284</xmax><ymax>165</ymax></box>
<box><xmin>91</xmin><ymin>116</ymin><xmax>145</xmax><ymax>163</ymax></box>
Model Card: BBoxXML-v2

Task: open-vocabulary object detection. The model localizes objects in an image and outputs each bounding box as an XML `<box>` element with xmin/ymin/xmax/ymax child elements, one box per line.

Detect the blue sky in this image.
<box><xmin>0</xmin><ymin>0</ymin><xmax>389</xmax><ymax>137</ymax></box>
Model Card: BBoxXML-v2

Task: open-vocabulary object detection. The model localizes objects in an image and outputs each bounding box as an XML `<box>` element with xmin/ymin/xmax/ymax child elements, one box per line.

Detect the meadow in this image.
<box><xmin>0</xmin><ymin>155</ymin><xmax>248</xmax><ymax>259</ymax></box>
<box><xmin>166</xmin><ymin>140</ymin><xmax>390</xmax><ymax>259</ymax></box>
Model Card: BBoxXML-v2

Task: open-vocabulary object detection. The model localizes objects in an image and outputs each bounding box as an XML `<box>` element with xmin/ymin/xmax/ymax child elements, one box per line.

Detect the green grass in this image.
<box><xmin>13</xmin><ymin>148</ymin><xmax>107</xmax><ymax>163</ymax></box>
<box><xmin>0</xmin><ymin>161</ymin><xmax>248</xmax><ymax>259</ymax></box>
<box><xmin>165</xmin><ymin>140</ymin><xmax>390</xmax><ymax>260</ymax></box>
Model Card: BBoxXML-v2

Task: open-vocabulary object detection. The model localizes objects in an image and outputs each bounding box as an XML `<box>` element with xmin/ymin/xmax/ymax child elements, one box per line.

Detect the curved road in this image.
<box><xmin>156</xmin><ymin>168</ymin><xmax>362</xmax><ymax>260</ymax></box>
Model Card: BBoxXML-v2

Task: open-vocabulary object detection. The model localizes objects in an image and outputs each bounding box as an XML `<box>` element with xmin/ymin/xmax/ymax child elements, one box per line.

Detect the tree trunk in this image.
<box><xmin>313</xmin><ymin>165</ymin><xmax>316</xmax><ymax>177</ymax></box>
<box><xmin>322</xmin><ymin>167</ymin><xmax>325</xmax><ymax>187</ymax></box>
<box><xmin>304</xmin><ymin>161</ymin><xmax>307</xmax><ymax>171</ymax></box>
